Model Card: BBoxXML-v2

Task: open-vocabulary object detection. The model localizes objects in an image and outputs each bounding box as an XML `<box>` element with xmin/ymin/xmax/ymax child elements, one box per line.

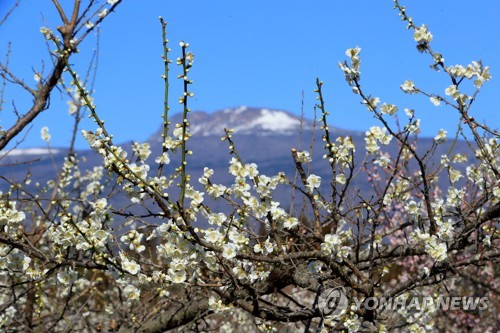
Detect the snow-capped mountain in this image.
<box><xmin>150</xmin><ymin>106</ymin><xmax>360</xmax><ymax>142</ymax></box>
<box><xmin>168</xmin><ymin>106</ymin><xmax>314</xmax><ymax>137</ymax></box>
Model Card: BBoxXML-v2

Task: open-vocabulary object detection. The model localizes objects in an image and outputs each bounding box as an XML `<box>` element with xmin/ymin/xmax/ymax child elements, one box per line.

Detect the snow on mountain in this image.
<box><xmin>147</xmin><ymin>106</ymin><xmax>362</xmax><ymax>145</ymax></box>
<box><xmin>3</xmin><ymin>148</ymin><xmax>61</xmax><ymax>157</ymax></box>
<box><xmin>176</xmin><ymin>106</ymin><xmax>314</xmax><ymax>137</ymax></box>
<box><xmin>243</xmin><ymin>108</ymin><xmax>302</xmax><ymax>132</ymax></box>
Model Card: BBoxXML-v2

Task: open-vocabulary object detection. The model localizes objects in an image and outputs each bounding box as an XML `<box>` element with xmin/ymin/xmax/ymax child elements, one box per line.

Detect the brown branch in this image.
<box><xmin>0</xmin><ymin>62</ymin><xmax>36</xmax><ymax>97</ymax></box>
<box><xmin>479</xmin><ymin>201</ymin><xmax>500</xmax><ymax>223</ymax></box>
<box><xmin>291</xmin><ymin>148</ymin><xmax>322</xmax><ymax>238</ymax></box>
<box><xmin>51</xmin><ymin>0</ymin><xmax>69</xmax><ymax>24</ymax></box>
<box><xmin>117</xmin><ymin>290</ymin><xmax>210</xmax><ymax>333</ymax></box>
<box><xmin>0</xmin><ymin>54</ymin><xmax>67</xmax><ymax>150</ymax></box>
<box><xmin>0</xmin><ymin>235</ymin><xmax>107</xmax><ymax>270</ymax></box>
<box><xmin>0</xmin><ymin>0</ymin><xmax>22</xmax><ymax>26</ymax></box>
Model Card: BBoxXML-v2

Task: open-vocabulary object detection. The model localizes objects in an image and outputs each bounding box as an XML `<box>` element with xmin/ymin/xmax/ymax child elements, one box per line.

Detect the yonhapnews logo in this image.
<box><xmin>317</xmin><ymin>287</ymin><xmax>489</xmax><ymax>314</ymax></box>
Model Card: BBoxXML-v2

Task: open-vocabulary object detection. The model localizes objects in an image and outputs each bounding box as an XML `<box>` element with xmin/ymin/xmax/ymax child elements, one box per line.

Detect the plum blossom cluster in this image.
<box><xmin>154</xmin><ymin>225</ymin><xmax>205</xmax><ymax>284</ymax></box>
<box><xmin>0</xmin><ymin>200</ymin><xmax>26</xmax><ymax>234</ymax></box>
<box><xmin>434</xmin><ymin>129</ymin><xmax>447</xmax><ymax>143</ymax></box>
<box><xmin>400</xmin><ymin>80</ymin><xmax>416</xmax><ymax>94</ymax></box>
<box><xmin>339</xmin><ymin>46</ymin><xmax>361</xmax><ymax>85</ymax></box>
<box><xmin>364</xmin><ymin>126</ymin><xmax>392</xmax><ymax>154</ymax></box>
<box><xmin>411</xmin><ymin>230</ymin><xmax>448</xmax><ymax>262</ymax></box>
<box><xmin>48</xmin><ymin>198</ymin><xmax>112</xmax><ymax>251</ymax></box>
<box><xmin>379</xmin><ymin>103</ymin><xmax>398</xmax><ymax>116</ymax></box>
<box><xmin>413</xmin><ymin>24</ymin><xmax>433</xmax><ymax>44</ymax></box>
<box><xmin>324</xmin><ymin>136</ymin><xmax>356</xmax><ymax>169</ymax></box>
<box><xmin>0</xmin><ymin>246</ymin><xmax>31</xmax><ymax>275</ymax></box>
<box><xmin>320</xmin><ymin>231</ymin><xmax>352</xmax><ymax>262</ymax></box>
<box><xmin>223</xmin><ymin>156</ymin><xmax>298</xmax><ymax>230</ymax></box>
<box><xmin>447</xmin><ymin>62</ymin><xmax>492</xmax><ymax>89</ymax></box>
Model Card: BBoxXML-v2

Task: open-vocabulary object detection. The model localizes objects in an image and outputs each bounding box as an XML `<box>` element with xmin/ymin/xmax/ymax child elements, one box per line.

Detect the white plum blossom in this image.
<box><xmin>120</xmin><ymin>252</ymin><xmax>141</xmax><ymax>275</ymax></box>
<box><xmin>452</xmin><ymin>153</ymin><xmax>467</xmax><ymax>163</ymax></box>
<box><xmin>448</xmin><ymin>168</ymin><xmax>463</xmax><ymax>183</ymax></box>
<box><xmin>413</xmin><ymin>24</ymin><xmax>433</xmax><ymax>43</ymax></box>
<box><xmin>123</xmin><ymin>285</ymin><xmax>140</xmax><ymax>301</ymax></box>
<box><xmin>345</xmin><ymin>46</ymin><xmax>361</xmax><ymax>60</ymax></box>
<box><xmin>245</xmin><ymin>163</ymin><xmax>259</xmax><ymax>178</ymax></box>
<box><xmin>448</xmin><ymin>62</ymin><xmax>493</xmax><ymax>88</ymax></box>
<box><xmin>483</xmin><ymin>234</ymin><xmax>492</xmax><ymax>247</ymax></box>
<box><xmin>362</xmin><ymin>97</ymin><xmax>380</xmax><ymax>111</ymax></box>
<box><xmin>345</xmin><ymin>46</ymin><xmax>361</xmax><ymax>72</ymax></box>
<box><xmin>155</xmin><ymin>152</ymin><xmax>170</xmax><ymax>164</ymax></box>
<box><xmin>98</xmin><ymin>8</ymin><xmax>108</xmax><ymax>18</ymax></box>
<box><xmin>170</xmin><ymin>270</ymin><xmax>187</xmax><ymax>284</ymax></box>
<box><xmin>322</xmin><ymin>234</ymin><xmax>341</xmax><ymax>251</ymax></box>
<box><xmin>199</xmin><ymin>167</ymin><xmax>214</xmax><ymax>185</ymax></box>
<box><xmin>41</xmin><ymin>126</ymin><xmax>51</xmax><ymax>143</ymax></box>
<box><xmin>229</xmin><ymin>158</ymin><xmax>246</xmax><ymax>177</ymax></box>
<box><xmin>434</xmin><ymin>129</ymin><xmax>447</xmax><ymax>143</ymax></box>
<box><xmin>472</xmin><ymin>63</ymin><xmax>492</xmax><ymax>88</ymax></box>
<box><xmin>255</xmin><ymin>175</ymin><xmax>278</xmax><ymax>198</ymax></box>
<box><xmin>120</xmin><ymin>230</ymin><xmax>146</xmax><ymax>253</ymax></box>
<box><xmin>207</xmin><ymin>213</ymin><xmax>227</xmax><ymax>226</ymax></box>
<box><xmin>283</xmin><ymin>216</ymin><xmax>299</xmax><ymax>229</ymax></box>
<box><xmin>405</xmin><ymin>119</ymin><xmax>421</xmax><ymax>134</ymax></box>
<box><xmin>204</xmin><ymin>229</ymin><xmax>223</xmax><ymax>244</ymax></box>
<box><xmin>81</xmin><ymin>130</ymin><xmax>101</xmax><ymax>150</ymax></box>
<box><xmin>57</xmin><ymin>270</ymin><xmax>78</xmax><ymax>285</ymax></box>
<box><xmin>437</xmin><ymin>219</ymin><xmax>454</xmax><ymax>240</ymax></box>
<box><xmin>40</xmin><ymin>26</ymin><xmax>52</xmax><ymax>39</ymax></box>
<box><xmin>400</xmin><ymin>80</ymin><xmax>416</xmax><ymax>93</ymax></box>
<box><xmin>405</xmin><ymin>200</ymin><xmax>421</xmax><ymax>216</ymax></box>
<box><xmin>440</xmin><ymin>154</ymin><xmax>450</xmax><ymax>167</ymax></box>
<box><xmin>404</xmin><ymin>108</ymin><xmax>414</xmax><ymax>117</ymax></box>
<box><xmin>254</xmin><ymin>237</ymin><xmax>274</xmax><ymax>255</ymax></box>
<box><xmin>380</xmin><ymin>103</ymin><xmax>398</xmax><ymax>115</ymax></box>
<box><xmin>229</xmin><ymin>230</ymin><xmax>248</xmax><ymax>245</ymax></box>
<box><xmin>67</xmin><ymin>99</ymin><xmax>78</xmax><ymax>115</ymax></box>
<box><xmin>445</xmin><ymin>85</ymin><xmax>459</xmax><ymax>100</ymax></box>
<box><xmin>429</xmin><ymin>96</ymin><xmax>441</xmax><ymax>106</ymax></box>
<box><xmin>132</xmin><ymin>142</ymin><xmax>151</xmax><ymax>160</ymax></box>
<box><xmin>185</xmin><ymin>185</ymin><xmax>204</xmax><ymax>205</ymax></box>
<box><xmin>222</xmin><ymin>243</ymin><xmax>238</xmax><ymax>260</ymax></box>
<box><xmin>306</xmin><ymin>174</ymin><xmax>321</xmax><ymax>192</ymax></box>
<box><xmin>207</xmin><ymin>184</ymin><xmax>227</xmax><ymax>198</ymax></box>
<box><xmin>493</xmin><ymin>187</ymin><xmax>500</xmax><ymax>200</ymax></box>
<box><xmin>336</xmin><ymin>173</ymin><xmax>346</xmax><ymax>185</ymax></box>
<box><xmin>0</xmin><ymin>250</ymin><xmax>31</xmax><ymax>273</ymax></box>
<box><xmin>296</xmin><ymin>150</ymin><xmax>312</xmax><ymax>163</ymax></box>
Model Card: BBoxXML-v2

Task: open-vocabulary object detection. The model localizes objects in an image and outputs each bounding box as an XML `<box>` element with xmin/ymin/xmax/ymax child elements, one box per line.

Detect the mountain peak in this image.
<box><xmin>187</xmin><ymin>106</ymin><xmax>313</xmax><ymax>136</ymax></box>
<box><xmin>149</xmin><ymin>106</ymin><xmax>359</xmax><ymax>144</ymax></box>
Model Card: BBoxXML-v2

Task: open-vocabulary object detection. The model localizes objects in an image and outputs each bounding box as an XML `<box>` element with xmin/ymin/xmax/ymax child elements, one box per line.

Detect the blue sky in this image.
<box><xmin>1</xmin><ymin>0</ymin><xmax>499</xmax><ymax>150</ymax></box>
